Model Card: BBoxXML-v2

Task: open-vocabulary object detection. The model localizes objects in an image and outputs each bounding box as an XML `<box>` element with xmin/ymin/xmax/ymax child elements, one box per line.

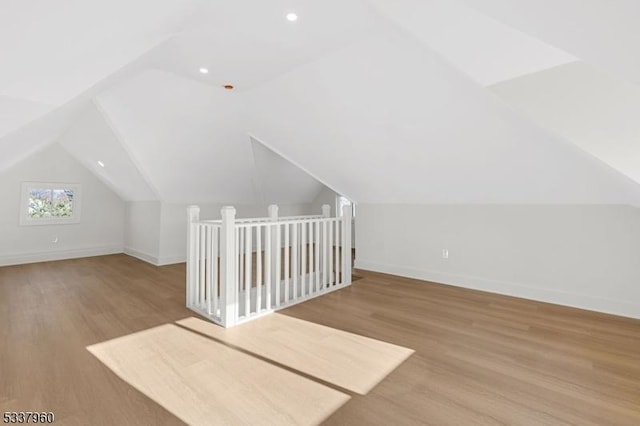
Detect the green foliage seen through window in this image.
<box><xmin>28</xmin><ymin>189</ymin><xmax>74</xmax><ymax>218</ymax></box>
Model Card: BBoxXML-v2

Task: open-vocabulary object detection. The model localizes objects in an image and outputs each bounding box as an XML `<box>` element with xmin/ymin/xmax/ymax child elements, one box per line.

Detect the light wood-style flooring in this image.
<box><xmin>1</xmin><ymin>254</ymin><xmax>640</xmax><ymax>425</ymax></box>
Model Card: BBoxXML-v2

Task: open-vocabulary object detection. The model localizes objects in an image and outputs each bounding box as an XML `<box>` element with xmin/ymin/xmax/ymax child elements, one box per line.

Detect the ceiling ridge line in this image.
<box><xmin>91</xmin><ymin>98</ymin><xmax>162</xmax><ymax>201</ymax></box>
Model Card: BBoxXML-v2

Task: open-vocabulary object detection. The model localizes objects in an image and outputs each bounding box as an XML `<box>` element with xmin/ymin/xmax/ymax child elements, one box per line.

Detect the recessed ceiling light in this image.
<box><xmin>199</xmin><ymin>67</ymin><xmax>209</xmax><ymax>74</ymax></box>
<box><xmin>286</xmin><ymin>12</ymin><xmax>298</xmax><ymax>22</ymax></box>
<box><xmin>97</xmin><ymin>161</ymin><xmax>105</xmax><ymax>168</ymax></box>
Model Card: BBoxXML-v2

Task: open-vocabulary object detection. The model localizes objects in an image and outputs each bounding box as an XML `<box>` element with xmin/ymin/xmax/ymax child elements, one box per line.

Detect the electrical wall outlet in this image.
<box><xmin>442</xmin><ymin>249</ymin><xmax>449</xmax><ymax>259</ymax></box>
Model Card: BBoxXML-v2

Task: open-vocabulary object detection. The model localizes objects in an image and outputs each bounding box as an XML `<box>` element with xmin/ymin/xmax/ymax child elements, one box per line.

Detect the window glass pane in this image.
<box><xmin>28</xmin><ymin>188</ymin><xmax>74</xmax><ymax>218</ymax></box>
<box><xmin>29</xmin><ymin>189</ymin><xmax>52</xmax><ymax>218</ymax></box>
<box><xmin>52</xmin><ymin>189</ymin><xmax>73</xmax><ymax>217</ymax></box>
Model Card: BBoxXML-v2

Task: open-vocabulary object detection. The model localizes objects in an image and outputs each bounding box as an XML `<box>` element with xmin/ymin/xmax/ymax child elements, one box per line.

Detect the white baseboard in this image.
<box><xmin>355</xmin><ymin>259</ymin><xmax>640</xmax><ymax>320</ymax></box>
<box><xmin>123</xmin><ymin>248</ymin><xmax>185</xmax><ymax>266</ymax></box>
<box><xmin>123</xmin><ymin>247</ymin><xmax>160</xmax><ymax>265</ymax></box>
<box><xmin>157</xmin><ymin>255</ymin><xmax>186</xmax><ymax>266</ymax></box>
<box><xmin>0</xmin><ymin>246</ymin><xmax>123</xmax><ymax>267</ymax></box>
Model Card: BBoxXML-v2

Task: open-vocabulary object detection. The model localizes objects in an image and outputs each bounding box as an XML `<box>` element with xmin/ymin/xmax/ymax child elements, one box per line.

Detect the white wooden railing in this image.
<box><xmin>186</xmin><ymin>204</ymin><xmax>352</xmax><ymax>327</ymax></box>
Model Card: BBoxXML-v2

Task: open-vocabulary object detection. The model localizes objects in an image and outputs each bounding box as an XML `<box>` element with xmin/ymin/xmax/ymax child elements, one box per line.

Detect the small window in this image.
<box><xmin>20</xmin><ymin>182</ymin><xmax>81</xmax><ymax>226</ymax></box>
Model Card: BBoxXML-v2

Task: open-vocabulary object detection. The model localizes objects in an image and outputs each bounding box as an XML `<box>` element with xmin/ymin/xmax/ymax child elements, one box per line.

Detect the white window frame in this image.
<box><xmin>19</xmin><ymin>182</ymin><xmax>82</xmax><ymax>226</ymax></box>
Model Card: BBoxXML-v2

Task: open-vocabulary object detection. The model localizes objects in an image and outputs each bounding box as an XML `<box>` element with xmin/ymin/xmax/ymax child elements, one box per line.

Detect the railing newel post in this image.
<box><xmin>220</xmin><ymin>206</ymin><xmax>237</xmax><ymax>327</ymax></box>
<box><xmin>268</xmin><ymin>205</ymin><xmax>279</xmax><ymax>308</ymax></box>
<box><xmin>342</xmin><ymin>204</ymin><xmax>352</xmax><ymax>285</ymax></box>
<box><xmin>186</xmin><ymin>205</ymin><xmax>200</xmax><ymax>308</ymax></box>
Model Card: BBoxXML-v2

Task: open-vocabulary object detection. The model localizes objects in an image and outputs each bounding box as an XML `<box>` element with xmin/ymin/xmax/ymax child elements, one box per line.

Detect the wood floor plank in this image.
<box><xmin>88</xmin><ymin>324</ymin><xmax>349</xmax><ymax>426</ymax></box>
<box><xmin>177</xmin><ymin>314</ymin><xmax>413</xmax><ymax>395</ymax></box>
<box><xmin>2</xmin><ymin>255</ymin><xmax>640</xmax><ymax>425</ymax></box>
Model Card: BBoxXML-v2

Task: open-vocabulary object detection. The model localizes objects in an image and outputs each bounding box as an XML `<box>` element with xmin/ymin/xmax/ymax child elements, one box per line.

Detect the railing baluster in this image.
<box><xmin>275</xmin><ymin>224</ymin><xmax>281</xmax><ymax>307</ymax></box>
<box><xmin>322</xmin><ymin>220</ymin><xmax>328</xmax><ymax>291</ymax></box>
<box><xmin>314</xmin><ymin>221</ymin><xmax>320</xmax><ymax>293</ymax></box>
<box><xmin>308</xmin><ymin>222</ymin><xmax>313</xmax><ymax>296</ymax></box>
<box><xmin>328</xmin><ymin>219</ymin><xmax>333</xmax><ymax>287</ymax></box>
<box><xmin>245</xmin><ymin>226</ymin><xmax>251</xmax><ymax>317</ymax></box>
<box><xmin>206</xmin><ymin>225</ymin><xmax>212</xmax><ymax>314</ymax></box>
<box><xmin>284</xmin><ymin>223</ymin><xmax>290</xmax><ymax>303</ymax></box>
<box><xmin>235</xmin><ymin>227</ymin><xmax>244</xmax><ymax>318</ymax></box>
<box><xmin>256</xmin><ymin>226</ymin><xmax>262</xmax><ymax>313</ymax></box>
<box><xmin>292</xmin><ymin>222</ymin><xmax>298</xmax><ymax>301</ymax></box>
<box><xmin>336</xmin><ymin>220</ymin><xmax>341</xmax><ymax>285</ymax></box>
<box><xmin>199</xmin><ymin>225</ymin><xmax>205</xmax><ymax>306</ymax></box>
<box><xmin>301</xmin><ymin>222</ymin><xmax>306</xmax><ymax>298</ymax></box>
<box><xmin>265</xmin><ymin>225</ymin><xmax>272</xmax><ymax>310</ymax></box>
<box><xmin>212</xmin><ymin>227</ymin><xmax>219</xmax><ymax>317</ymax></box>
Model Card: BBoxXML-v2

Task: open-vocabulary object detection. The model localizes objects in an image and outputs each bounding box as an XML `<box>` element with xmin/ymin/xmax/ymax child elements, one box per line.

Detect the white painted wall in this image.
<box><xmin>356</xmin><ymin>204</ymin><xmax>640</xmax><ymax>319</ymax></box>
<box><xmin>124</xmin><ymin>201</ymin><xmax>161</xmax><ymax>264</ymax></box>
<box><xmin>0</xmin><ymin>143</ymin><xmax>125</xmax><ymax>266</ymax></box>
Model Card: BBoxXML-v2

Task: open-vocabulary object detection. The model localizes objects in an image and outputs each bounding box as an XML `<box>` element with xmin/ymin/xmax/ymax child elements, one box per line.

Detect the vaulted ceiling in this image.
<box><xmin>2</xmin><ymin>0</ymin><xmax>640</xmax><ymax>206</ymax></box>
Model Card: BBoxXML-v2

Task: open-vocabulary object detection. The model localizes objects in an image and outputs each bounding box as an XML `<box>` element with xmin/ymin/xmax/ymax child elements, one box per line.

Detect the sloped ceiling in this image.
<box><xmin>244</xmin><ymin>25</ymin><xmax>640</xmax><ymax>205</ymax></box>
<box><xmin>1</xmin><ymin>0</ymin><xmax>640</xmax><ymax>206</ymax></box>
<box><xmin>0</xmin><ymin>0</ymin><xmax>202</xmax><ymax>105</ymax></box>
<box><xmin>491</xmin><ymin>62</ymin><xmax>640</xmax><ymax>185</ymax></box>
<box><xmin>58</xmin><ymin>102</ymin><xmax>158</xmax><ymax>201</ymax></box>
<box><xmin>0</xmin><ymin>0</ymin><xmax>203</xmax><ymax>171</ymax></box>
<box><xmin>369</xmin><ymin>0</ymin><xmax>577</xmax><ymax>86</ymax></box>
<box><xmin>250</xmin><ymin>137</ymin><xmax>325</xmax><ymax>205</ymax></box>
<box><xmin>96</xmin><ymin>69</ymin><xmax>254</xmax><ymax>204</ymax></box>
<box><xmin>144</xmin><ymin>0</ymin><xmax>379</xmax><ymax>91</ymax></box>
<box><xmin>92</xmin><ymin>69</ymin><xmax>326</xmax><ymax>204</ymax></box>
<box><xmin>456</xmin><ymin>0</ymin><xmax>640</xmax><ymax>85</ymax></box>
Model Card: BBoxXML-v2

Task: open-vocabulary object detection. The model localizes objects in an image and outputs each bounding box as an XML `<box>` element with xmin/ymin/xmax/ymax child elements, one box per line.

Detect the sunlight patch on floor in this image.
<box><xmin>177</xmin><ymin>314</ymin><xmax>415</xmax><ymax>395</ymax></box>
<box><xmin>87</xmin><ymin>324</ymin><xmax>349</xmax><ymax>426</ymax></box>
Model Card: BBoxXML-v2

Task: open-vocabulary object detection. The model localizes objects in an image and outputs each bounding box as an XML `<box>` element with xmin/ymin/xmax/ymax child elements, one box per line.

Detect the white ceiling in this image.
<box><xmin>0</xmin><ymin>96</ymin><xmax>53</xmax><ymax>139</ymax></box>
<box><xmin>96</xmin><ymin>69</ymin><xmax>257</xmax><ymax>204</ymax></box>
<box><xmin>369</xmin><ymin>0</ymin><xmax>577</xmax><ymax>86</ymax></box>
<box><xmin>251</xmin><ymin>137</ymin><xmax>325</xmax><ymax>205</ymax></box>
<box><xmin>457</xmin><ymin>0</ymin><xmax>640</xmax><ymax>85</ymax></box>
<box><xmin>146</xmin><ymin>0</ymin><xmax>379</xmax><ymax>91</ymax></box>
<box><xmin>0</xmin><ymin>0</ymin><xmax>202</xmax><ymax>105</ymax></box>
<box><xmin>93</xmin><ymin>69</ymin><xmax>327</xmax><ymax>204</ymax></box>
<box><xmin>58</xmin><ymin>102</ymin><xmax>158</xmax><ymax>201</ymax></box>
<box><xmin>1</xmin><ymin>0</ymin><xmax>640</xmax><ymax>206</ymax></box>
<box><xmin>244</xmin><ymin>25</ymin><xmax>640</xmax><ymax>205</ymax></box>
<box><xmin>491</xmin><ymin>61</ymin><xmax>640</xmax><ymax>184</ymax></box>
<box><xmin>0</xmin><ymin>0</ymin><xmax>203</xmax><ymax>171</ymax></box>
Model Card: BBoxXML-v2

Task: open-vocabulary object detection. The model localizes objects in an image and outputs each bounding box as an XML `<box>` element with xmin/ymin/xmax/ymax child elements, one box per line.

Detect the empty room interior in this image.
<box><xmin>2</xmin><ymin>1</ymin><xmax>640</xmax><ymax>425</ymax></box>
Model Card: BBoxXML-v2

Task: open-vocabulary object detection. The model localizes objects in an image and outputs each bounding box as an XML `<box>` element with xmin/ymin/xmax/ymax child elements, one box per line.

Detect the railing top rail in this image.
<box><xmin>235</xmin><ymin>217</ymin><xmax>341</xmax><ymax>228</ymax></box>
<box><xmin>280</xmin><ymin>215</ymin><xmax>324</xmax><ymax>220</ymax></box>
<box><xmin>234</xmin><ymin>217</ymin><xmax>271</xmax><ymax>223</ymax></box>
<box><xmin>194</xmin><ymin>214</ymin><xmax>326</xmax><ymax>226</ymax></box>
